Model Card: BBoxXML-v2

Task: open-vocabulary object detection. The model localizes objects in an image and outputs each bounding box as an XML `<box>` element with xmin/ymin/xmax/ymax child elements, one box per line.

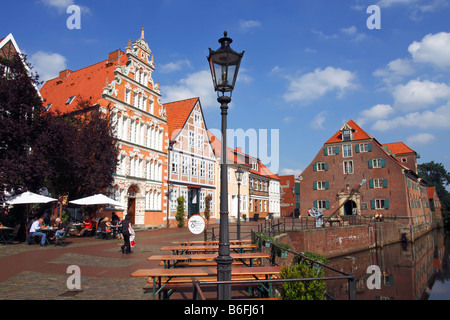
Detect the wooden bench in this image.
<box><xmin>131</xmin><ymin>266</ymin><xmax>281</xmax><ymax>300</ymax></box>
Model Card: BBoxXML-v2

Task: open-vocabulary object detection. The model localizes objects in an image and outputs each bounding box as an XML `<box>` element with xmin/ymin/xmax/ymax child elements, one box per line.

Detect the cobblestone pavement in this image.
<box><xmin>0</xmin><ymin>226</ymin><xmax>207</xmax><ymax>300</ymax></box>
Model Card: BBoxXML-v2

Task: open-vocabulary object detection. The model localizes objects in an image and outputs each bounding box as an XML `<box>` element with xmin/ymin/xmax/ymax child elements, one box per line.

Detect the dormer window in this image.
<box><xmin>45</xmin><ymin>103</ymin><xmax>52</xmax><ymax>111</ymax></box>
<box><xmin>65</xmin><ymin>96</ymin><xmax>76</xmax><ymax>105</ymax></box>
<box><xmin>342</xmin><ymin>129</ymin><xmax>352</xmax><ymax>141</ymax></box>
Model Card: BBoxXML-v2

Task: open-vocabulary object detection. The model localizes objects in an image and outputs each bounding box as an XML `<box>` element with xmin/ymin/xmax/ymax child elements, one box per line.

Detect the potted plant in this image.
<box><xmin>175</xmin><ymin>196</ymin><xmax>185</xmax><ymax>228</ymax></box>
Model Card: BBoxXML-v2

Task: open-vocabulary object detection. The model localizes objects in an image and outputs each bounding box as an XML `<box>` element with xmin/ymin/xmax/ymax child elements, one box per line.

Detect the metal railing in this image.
<box><xmin>193</xmin><ymin>228</ymin><xmax>357</xmax><ymax>300</ymax></box>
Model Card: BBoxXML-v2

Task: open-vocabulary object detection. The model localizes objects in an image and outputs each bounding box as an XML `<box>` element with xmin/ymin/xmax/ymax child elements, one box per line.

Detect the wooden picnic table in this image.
<box><xmin>171</xmin><ymin>239</ymin><xmax>252</xmax><ymax>246</ymax></box>
<box><xmin>148</xmin><ymin>252</ymin><xmax>270</xmax><ymax>268</ymax></box>
<box><xmin>160</xmin><ymin>244</ymin><xmax>256</xmax><ymax>255</ymax></box>
<box><xmin>130</xmin><ymin>266</ymin><xmax>282</xmax><ymax>300</ymax></box>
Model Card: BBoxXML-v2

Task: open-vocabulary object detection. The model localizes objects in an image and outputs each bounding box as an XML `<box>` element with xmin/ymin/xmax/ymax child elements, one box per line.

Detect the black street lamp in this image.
<box><xmin>207</xmin><ymin>31</ymin><xmax>244</xmax><ymax>300</ymax></box>
<box><xmin>235</xmin><ymin>166</ymin><xmax>244</xmax><ymax>240</ymax></box>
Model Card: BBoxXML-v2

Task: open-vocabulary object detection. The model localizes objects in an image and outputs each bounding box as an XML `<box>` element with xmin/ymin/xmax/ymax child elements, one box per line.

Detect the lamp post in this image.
<box><xmin>235</xmin><ymin>166</ymin><xmax>243</xmax><ymax>240</ymax></box>
<box><xmin>207</xmin><ymin>31</ymin><xmax>244</xmax><ymax>300</ymax></box>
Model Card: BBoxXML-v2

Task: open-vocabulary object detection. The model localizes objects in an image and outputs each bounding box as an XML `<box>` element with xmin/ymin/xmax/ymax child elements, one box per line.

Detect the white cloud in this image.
<box><xmin>160</xmin><ymin>70</ymin><xmax>217</xmax><ymax>108</ymax></box>
<box><xmin>159</xmin><ymin>59</ymin><xmax>192</xmax><ymax>73</ymax></box>
<box><xmin>408</xmin><ymin>32</ymin><xmax>450</xmax><ymax>68</ymax></box>
<box><xmin>40</xmin><ymin>0</ymin><xmax>91</xmax><ymax>15</ymax></box>
<box><xmin>376</xmin><ymin>0</ymin><xmax>417</xmax><ymax>7</ymax></box>
<box><xmin>392</xmin><ymin>79</ymin><xmax>450</xmax><ymax>111</ymax></box>
<box><xmin>406</xmin><ymin>133</ymin><xmax>437</xmax><ymax>146</ymax></box>
<box><xmin>279</xmin><ymin>168</ymin><xmax>303</xmax><ymax>176</ymax></box>
<box><xmin>30</xmin><ymin>51</ymin><xmax>67</xmax><ymax>82</ymax></box>
<box><xmin>283</xmin><ymin>66</ymin><xmax>357</xmax><ymax>103</ymax></box>
<box><xmin>283</xmin><ymin>116</ymin><xmax>294</xmax><ymax>124</ymax></box>
<box><xmin>357</xmin><ymin>104</ymin><xmax>394</xmax><ymax>125</ymax></box>
<box><xmin>310</xmin><ymin>111</ymin><xmax>327</xmax><ymax>129</ymax></box>
<box><xmin>373</xmin><ymin>58</ymin><xmax>415</xmax><ymax>86</ymax></box>
<box><xmin>371</xmin><ymin>101</ymin><xmax>450</xmax><ymax>131</ymax></box>
<box><xmin>239</xmin><ymin>20</ymin><xmax>262</xmax><ymax>32</ymax></box>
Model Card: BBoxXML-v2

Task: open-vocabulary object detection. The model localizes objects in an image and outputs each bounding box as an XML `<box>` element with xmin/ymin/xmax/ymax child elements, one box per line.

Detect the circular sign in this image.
<box><xmin>188</xmin><ymin>215</ymin><xmax>206</xmax><ymax>235</ymax></box>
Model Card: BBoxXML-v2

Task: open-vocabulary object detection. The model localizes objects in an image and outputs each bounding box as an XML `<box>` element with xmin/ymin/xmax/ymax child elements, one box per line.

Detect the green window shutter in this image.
<box><xmin>324</xmin><ymin>162</ymin><xmax>329</xmax><ymax>171</ymax></box>
<box><xmin>314</xmin><ymin>200</ymin><xmax>318</xmax><ymax>209</ymax></box>
<box><xmin>313</xmin><ymin>182</ymin><xmax>317</xmax><ymax>190</ymax></box>
<box><xmin>384</xmin><ymin>199</ymin><xmax>389</xmax><ymax>209</ymax></box>
<box><xmin>313</xmin><ymin>163</ymin><xmax>317</xmax><ymax>171</ymax></box>
<box><xmin>368</xmin><ymin>160</ymin><xmax>373</xmax><ymax>169</ymax></box>
<box><xmin>324</xmin><ymin>147</ymin><xmax>328</xmax><ymax>156</ymax></box>
<box><xmin>381</xmin><ymin>158</ymin><xmax>386</xmax><ymax>167</ymax></box>
<box><xmin>325</xmin><ymin>200</ymin><xmax>330</xmax><ymax>209</ymax></box>
<box><xmin>325</xmin><ymin>181</ymin><xmax>329</xmax><ymax>190</ymax></box>
<box><xmin>355</xmin><ymin>144</ymin><xmax>360</xmax><ymax>153</ymax></box>
<box><xmin>334</xmin><ymin>146</ymin><xmax>340</xmax><ymax>155</ymax></box>
<box><xmin>383</xmin><ymin>179</ymin><xmax>388</xmax><ymax>188</ymax></box>
<box><xmin>370</xmin><ymin>200</ymin><xmax>375</xmax><ymax>209</ymax></box>
<box><xmin>368</xmin><ymin>143</ymin><xmax>373</xmax><ymax>152</ymax></box>
<box><xmin>369</xmin><ymin>179</ymin><xmax>374</xmax><ymax>188</ymax></box>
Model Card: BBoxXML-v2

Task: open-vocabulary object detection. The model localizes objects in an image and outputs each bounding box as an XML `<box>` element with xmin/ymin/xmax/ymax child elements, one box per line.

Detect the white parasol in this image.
<box><xmin>70</xmin><ymin>194</ymin><xmax>125</xmax><ymax>208</ymax></box>
<box><xmin>6</xmin><ymin>191</ymin><xmax>57</xmax><ymax>205</ymax></box>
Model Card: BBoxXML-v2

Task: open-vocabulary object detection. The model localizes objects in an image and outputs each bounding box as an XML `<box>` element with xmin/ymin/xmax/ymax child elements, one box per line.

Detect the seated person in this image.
<box><xmin>76</xmin><ymin>215</ymin><xmax>93</xmax><ymax>236</ymax></box>
<box><xmin>50</xmin><ymin>218</ymin><xmax>66</xmax><ymax>241</ymax></box>
<box><xmin>99</xmin><ymin>217</ymin><xmax>112</xmax><ymax>236</ymax></box>
<box><xmin>29</xmin><ymin>217</ymin><xmax>47</xmax><ymax>246</ymax></box>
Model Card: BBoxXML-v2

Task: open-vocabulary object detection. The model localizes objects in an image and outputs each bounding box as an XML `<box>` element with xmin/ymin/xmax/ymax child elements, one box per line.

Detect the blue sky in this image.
<box><xmin>3</xmin><ymin>0</ymin><xmax>450</xmax><ymax>177</ymax></box>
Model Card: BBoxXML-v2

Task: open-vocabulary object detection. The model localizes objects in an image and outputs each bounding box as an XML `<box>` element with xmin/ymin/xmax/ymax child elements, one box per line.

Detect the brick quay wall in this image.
<box><xmin>280</xmin><ymin>221</ymin><xmax>440</xmax><ymax>259</ymax></box>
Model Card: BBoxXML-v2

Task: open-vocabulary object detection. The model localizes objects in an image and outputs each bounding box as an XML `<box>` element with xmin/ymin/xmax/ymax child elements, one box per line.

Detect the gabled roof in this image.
<box><xmin>40</xmin><ymin>52</ymin><xmax>127</xmax><ymax>113</ymax></box>
<box><xmin>251</xmin><ymin>161</ymin><xmax>280</xmax><ymax>180</ymax></box>
<box><xmin>0</xmin><ymin>33</ymin><xmax>21</xmax><ymax>60</ymax></box>
<box><xmin>164</xmin><ymin>97</ymin><xmax>200</xmax><ymax>140</ymax></box>
<box><xmin>382</xmin><ymin>142</ymin><xmax>416</xmax><ymax>155</ymax></box>
<box><xmin>325</xmin><ymin>119</ymin><xmax>373</xmax><ymax>144</ymax></box>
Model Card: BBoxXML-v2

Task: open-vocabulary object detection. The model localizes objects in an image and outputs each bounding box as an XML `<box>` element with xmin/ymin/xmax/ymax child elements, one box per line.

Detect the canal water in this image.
<box><xmin>324</xmin><ymin>228</ymin><xmax>450</xmax><ymax>300</ymax></box>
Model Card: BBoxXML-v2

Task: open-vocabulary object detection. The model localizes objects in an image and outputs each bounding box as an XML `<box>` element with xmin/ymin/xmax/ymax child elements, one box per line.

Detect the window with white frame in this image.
<box><xmin>171</xmin><ymin>153</ymin><xmax>178</xmax><ymax>174</ymax></box>
<box><xmin>316</xmin><ymin>162</ymin><xmax>327</xmax><ymax>171</ymax></box>
<box><xmin>200</xmin><ymin>161</ymin><xmax>206</xmax><ymax>178</ymax></box>
<box><xmin>197</xmin><ymin>133</ymin><xmax>204</xmax><ymax>149</ymax></box>
<box><xmin>200</xmin><ymin>191</ymin><xmax>205</xmax><ymax>211</ymax></box>
<box><xmin>343</xmin><ymin>144</ymin><xmax>352</xmax><ymax>157</ymax></box>
<box><xmin>191</xmin><ymin>158</ymin><xmax>198</xmax><ymax>177</ymax></box>
<box><xmin>181</xmin><ymin>190</ymin><xmax>188</xmax><ymax>211</ymax></box>
<box><xmin>208</xmin><ymin>163</ymin><xmax>214</xmax><ymax>181</ymax></box>
<box><xmin>373</xmin><ymin>178</ymin><xmax>384</xmax><ymax>188</ymax></box>
<box><xmin>171</xmin><ymin>188</ymin><xmax>178</xmax><ymax>210</ymax></box>
<box><xmin>343</xmin><ymin>160</ymin><xmax>354</xmax><ymax>174</ymax></box>
<box><xmin>181</xmin><ymin>156</ymin><xmax>188</xmax><ymax>176</ymax></box>
<box><xmin>189</xmin><ymin>131</ymin><xmax>195</xmax><ymax>148</ymax></box>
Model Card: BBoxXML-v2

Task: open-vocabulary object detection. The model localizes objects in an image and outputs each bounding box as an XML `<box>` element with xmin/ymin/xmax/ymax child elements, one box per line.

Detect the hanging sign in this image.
<box><xmin>188</xmin><ymin>215</ymin><xmax>206</xmax><ymax>235</ymax></box>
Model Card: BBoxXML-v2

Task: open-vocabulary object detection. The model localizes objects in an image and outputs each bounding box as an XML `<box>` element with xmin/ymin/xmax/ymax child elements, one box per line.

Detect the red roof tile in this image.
<box><xmin>325</xmin><ymin>120</ymin><xmax>373</xmax><ymax>144</ymax></box>
<box><xmin>382</xmin><ymin>142</ymin><xmax>415</xmax><ymax>155</ymax></box>
<box><xmin>164</xmin><ymin>97</ymin><xmax>199</xmax><ymax>140</ymax></box>
<box><xmin>40</xmin><ymin>52</ymin><xmax>128</xmax><ymax>113</ymax></box>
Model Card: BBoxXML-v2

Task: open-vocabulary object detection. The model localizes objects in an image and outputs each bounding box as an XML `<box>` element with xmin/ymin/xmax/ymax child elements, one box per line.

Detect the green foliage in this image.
<box><xmin>280</xmin><ymin>257</ymin><xmax>327</xmax><ymax>300</ymax></box>
<box><xmin>204</xmin><ymin>194</ymin><xmax>212</xmax><ymax>221</ymax></box>
<box><xmin>175</xmin><ymin>196</ymin><xmax>185</xmax><ymax>228</ymax></box>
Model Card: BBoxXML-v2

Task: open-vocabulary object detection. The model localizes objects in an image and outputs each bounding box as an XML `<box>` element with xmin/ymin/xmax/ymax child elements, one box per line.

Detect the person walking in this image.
<box><xmin>120</xmin><ymin>213</ymin><xmax>134</xmax><ymax>254</ymax></box>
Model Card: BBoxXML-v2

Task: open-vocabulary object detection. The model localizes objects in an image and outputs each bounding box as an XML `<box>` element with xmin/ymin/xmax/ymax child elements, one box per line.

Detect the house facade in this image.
<box><xmin>279</xmin><ymin>175</ymin><xmax>300</xmax><ymax>218</ymax></box>
<box><xmin>165</xmin><ymin>98</ymin><xmax>217</xmax><ymax>226</ymax></box>
<box><xmin>300</xmin><ymin>120</ymin><xmax>434</xmax><ymax>227</ymax></box>
<box><xmin>40</xmin><ymin>30</ymin><xmax>169</xmax><ymax>226</ymax></box>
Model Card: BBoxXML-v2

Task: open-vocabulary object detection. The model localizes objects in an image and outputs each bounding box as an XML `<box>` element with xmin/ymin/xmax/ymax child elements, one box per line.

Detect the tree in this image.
<box><xmin>418</xmin><ymin>161</ymin><xmax>450</xmax><ymax>227</ymax></box>
<box><xmin>32</xmin><ymin>97</ymin><xmax>118</xmax><ymax>199</ymax></box>
<box><xmin>176</xmin><ymin>196</ymin><xmax>185</xmax><ymax>228</ymax></box>
<box><xmin>0</xmin><ymin>53</ymin><xmax>46</xmax><ymax>197</ymax></box>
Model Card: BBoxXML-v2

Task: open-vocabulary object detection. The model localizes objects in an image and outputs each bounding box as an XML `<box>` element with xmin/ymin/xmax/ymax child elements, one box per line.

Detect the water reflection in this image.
<box><xmin>325</xmin><ymin>228</ymin><xmax>448</xmax><ymax>300</ymax></box>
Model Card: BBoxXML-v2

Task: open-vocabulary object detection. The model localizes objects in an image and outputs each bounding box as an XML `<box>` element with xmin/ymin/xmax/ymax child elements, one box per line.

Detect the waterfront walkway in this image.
<box><xmin>0</xmin><ymin>225</ymin><xmax>214</xmax><ymax>300</ymax></box>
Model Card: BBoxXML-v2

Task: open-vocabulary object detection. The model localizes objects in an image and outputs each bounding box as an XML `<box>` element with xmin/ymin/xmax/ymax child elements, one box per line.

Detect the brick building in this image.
<box><xmin>40</xmin><ymin>29</ymin><xmax>169</xmax><ymax>226</ymax></box>
<box><xmin>299</xmin><ymin>120</ymin><xmax>436</xmax><ymax>226</ymax></box>
<box><xmin>165</xmin><ymin>97</ymin><xmax>217</xmax><ymax>226</ymax></box>
<box><xmin>279</xmin><ymin>175</ymin><xmax>300</xmax><ymax>218</ymax></box>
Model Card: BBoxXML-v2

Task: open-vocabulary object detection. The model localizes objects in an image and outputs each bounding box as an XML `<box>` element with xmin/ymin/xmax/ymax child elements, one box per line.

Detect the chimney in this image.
<box><xmin>59</xmin><ymin>69</ymin><xmax>71</xmax><ymax>79</ymax></box>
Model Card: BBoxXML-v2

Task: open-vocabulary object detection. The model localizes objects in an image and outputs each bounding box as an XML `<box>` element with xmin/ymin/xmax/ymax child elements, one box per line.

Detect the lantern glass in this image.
<box><xmin>207</xmin><ymin>32</ymin><xmax>244</xmax><ymax>95</ymax></box>
<box><xmin>235</xmin><ymin>166</ymin><xmax>243</xmax><ymax>184</ymax></box>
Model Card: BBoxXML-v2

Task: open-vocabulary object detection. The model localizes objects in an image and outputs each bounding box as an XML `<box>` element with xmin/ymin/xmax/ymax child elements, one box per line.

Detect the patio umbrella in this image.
<box><xmin>6</xmin><ymin>191</ymin><xmax>57</xmax><ymax>205</ymax></box>
<box><xmin>6</xmin><ymin>191</ymin><xmax>58</xmax><ymax>231</ymax></box>
<box><xmin>70</xmin><ymin>194</ymin><xmax>125</xmax><ymax>208</ymax></box>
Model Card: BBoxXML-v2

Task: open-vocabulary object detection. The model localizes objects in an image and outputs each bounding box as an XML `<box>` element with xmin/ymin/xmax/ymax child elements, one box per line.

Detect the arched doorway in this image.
<box><xmin>127</xmin><ymin>185</ymin><xmax>140</xmax><ymax>225</ymax></box>
<box><xmin>344</xmin><ymin>200</ymin><xmax>357</xmax><ymax>216</ymax></box>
